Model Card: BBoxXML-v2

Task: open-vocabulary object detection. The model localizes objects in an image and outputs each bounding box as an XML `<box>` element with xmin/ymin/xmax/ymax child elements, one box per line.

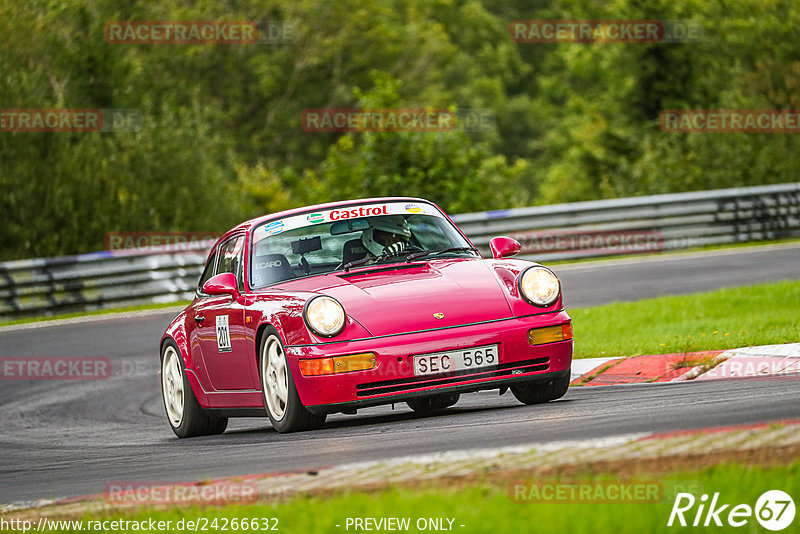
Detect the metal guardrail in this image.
<box><xmin>1</xmin><ymin>183</ymin><xmax>798</xmax><ymax>318</ymax></box>
<box><xmin>452</xmin><ymin>182</ymin><xmax>800</xmax><ymax>261</ymax></box>
<box><xmin>0</xmin><ymin>249</ymin><xmax>209</xmax><ymax>319</ymax></box>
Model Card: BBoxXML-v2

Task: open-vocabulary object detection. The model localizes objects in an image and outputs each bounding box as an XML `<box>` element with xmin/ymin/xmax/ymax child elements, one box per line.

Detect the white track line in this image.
<box><xmin>0</xmin><ymin>306</ymin><xmax>185</xmax><ymax>333</ymax></box>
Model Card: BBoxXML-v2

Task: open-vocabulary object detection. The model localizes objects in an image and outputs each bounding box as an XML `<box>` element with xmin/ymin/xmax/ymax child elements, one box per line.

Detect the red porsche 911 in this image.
<box><xmin>160</xmin><ymin>197</ymin><xmax>573</xmax><ymax>437</ymax></box>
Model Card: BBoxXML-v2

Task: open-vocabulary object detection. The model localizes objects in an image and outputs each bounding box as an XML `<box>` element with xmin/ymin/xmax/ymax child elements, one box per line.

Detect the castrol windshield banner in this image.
<box><xmin>252</xmin><ymin>201</ymin><xmax>442</xmax><ymax>243</ymax></box>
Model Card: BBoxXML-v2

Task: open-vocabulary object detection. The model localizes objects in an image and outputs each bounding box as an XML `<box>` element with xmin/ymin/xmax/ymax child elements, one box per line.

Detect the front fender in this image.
<box><xmin>160</xmin><ymin>306</ymin><xmax>215</xmax><ymax>406</ymax></box>
<box><xmin>161</xmin><ymin>309</ymin><xmax>191</xmax><ymax>365</ymax></box>
<box><xmin>248</xmin><ymin>292</ymin><xmax>373</xmax><ymax>347</ymax></box>
<box><xmin>488</xmin><ymin>259</ymin><xmax>565</xmax><ymax>317</ymax></box>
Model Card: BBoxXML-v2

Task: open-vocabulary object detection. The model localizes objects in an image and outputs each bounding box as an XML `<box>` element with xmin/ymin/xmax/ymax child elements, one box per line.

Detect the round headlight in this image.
<box><xmin>304</xmin><ymin>296</ymin><xmax>346</xmax><ymax>337</ymax></box>
<box><xmin>518</xmin><ymin>266</ymin><xmax>561</xmax><ymax>307</ymax></box>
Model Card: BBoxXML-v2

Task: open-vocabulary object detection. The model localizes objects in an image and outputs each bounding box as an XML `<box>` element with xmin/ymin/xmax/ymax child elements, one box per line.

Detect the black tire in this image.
<box><xmin>406</xmin><ymin>393</ymin><xmax>460</xmax><ymax>413</ymax></box>
<box><xmin>259</xmin><ymin>327</ymin><xmax>326</xmax><ymax>433</ymax></box>
<box><xmin>511</xmin><ymin>374</ymin><xmax>570</xmax><ymax>405</ymax></box>
<box><xmin>161</xmin><ymin>340</ymin><xmax>228</xmax><ymax>438</ymax></box>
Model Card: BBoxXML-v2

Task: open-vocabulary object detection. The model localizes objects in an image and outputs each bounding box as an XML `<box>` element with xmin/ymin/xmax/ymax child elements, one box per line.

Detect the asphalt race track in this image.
<box><xmin>555</xmin><ymin>242</ymin><xmax>800</xmax><ymax>307</ymax></box>
<box><xmin>1</xmin><ymin>244</ymin><xmax>798</xmax><ymax>503</ymax></box>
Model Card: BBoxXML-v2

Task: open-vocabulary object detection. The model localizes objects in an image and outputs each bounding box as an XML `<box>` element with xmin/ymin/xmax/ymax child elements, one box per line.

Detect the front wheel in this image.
<box><xmin>407</xmin><ymin>393</ymin><xmax>460</xmax><ymax>413</ymax></box>
<box><xmin>511</xmin><ymin>375</ymin><xmax>570</xmax><ymax>405</ymax></box>
<box><xmin>259</xmin><ymin>328</ymin><xmax>326</xmax><ymax>433</ymax></box>
<box><xmin>161</xmin><ymin>341</ymin><xmax>228</xmax><ymax>438</ymax></box>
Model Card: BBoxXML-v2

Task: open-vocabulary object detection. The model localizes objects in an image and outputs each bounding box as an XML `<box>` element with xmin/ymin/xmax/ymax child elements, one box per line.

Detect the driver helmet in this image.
<box><xmin>361</xmin><ymin>215</ymin><xmax>411</xmax><ymax>256</ymax></box>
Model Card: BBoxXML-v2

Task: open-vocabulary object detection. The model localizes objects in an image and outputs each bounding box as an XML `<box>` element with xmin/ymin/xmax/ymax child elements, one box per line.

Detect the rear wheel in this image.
<box><xmin>511</xmin><ymin>375</ymin><xmax>570</xmax><ymax>405</ymax></box>
<box><xmin>406</xmin><ymin>393</ymin><xmax>460</xmax><ymax>413</ymax></box>
<box><xmin>259</xmin><ymin>328</ymin><xmax>326</xmax><ymax>433</ymax></box>
<box><xmin>161</xmin><ymin>342</ymin><xmax>228</xmax><ymax>438</ymax></box>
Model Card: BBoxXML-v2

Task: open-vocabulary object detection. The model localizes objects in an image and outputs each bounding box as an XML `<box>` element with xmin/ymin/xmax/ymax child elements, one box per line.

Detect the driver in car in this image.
<box><xmin>361</xmin><ymin>216</ymin><xmax>412</xmax><ymax>260</ymax></box>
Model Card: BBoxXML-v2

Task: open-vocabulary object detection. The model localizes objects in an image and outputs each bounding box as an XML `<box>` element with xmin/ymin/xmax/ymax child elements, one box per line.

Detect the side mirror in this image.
<box><xmin>202</xmin><ymin>273</ymin><xmax>239</xmax><ymax>298</ymax></box>
<box><xmin>489</xmin><ymin>236</ymin><xmax>521</xmax><ymax>259</ymax></box>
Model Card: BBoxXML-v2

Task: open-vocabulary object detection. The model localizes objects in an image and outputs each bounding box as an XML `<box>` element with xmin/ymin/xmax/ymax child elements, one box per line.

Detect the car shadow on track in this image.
<box><xmin>211</xmin><ymin>397</ymin><xmax>577</xmax><ymax>439</ymax></box>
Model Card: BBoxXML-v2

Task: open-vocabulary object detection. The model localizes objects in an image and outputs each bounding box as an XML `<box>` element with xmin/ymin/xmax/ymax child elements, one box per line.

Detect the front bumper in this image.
<box><xmin>284</xmin><ymin>310</ymin><xmax>572</xmax><ymax>413</ymax></box>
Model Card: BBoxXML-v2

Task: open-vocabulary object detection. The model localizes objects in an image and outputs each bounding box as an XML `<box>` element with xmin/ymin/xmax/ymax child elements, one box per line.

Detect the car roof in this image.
<box><xmin>221</xmin><ymin>196</ymin><xmax>437</xmax><ymax>239</ymax></box>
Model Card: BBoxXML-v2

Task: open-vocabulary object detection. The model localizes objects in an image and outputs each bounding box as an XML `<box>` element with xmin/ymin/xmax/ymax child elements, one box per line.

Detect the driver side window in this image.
<box><xmin>197</xmin><ymin>251</ymin><xmax>217</xmax><ymax>296</ymax></box>
<box><xmin>197</xmin><ymin>235</ymin><xmax>245</xmax><ymax>296</ymax></box>
<box><xmin>215</xmin><ymin>235</ymin><xmax>245</xmax><ymax>291</ymax></box>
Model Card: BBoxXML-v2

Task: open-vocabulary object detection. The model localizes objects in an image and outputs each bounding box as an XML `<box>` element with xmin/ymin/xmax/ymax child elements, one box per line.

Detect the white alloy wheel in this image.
<box><xmin>162</xmin><ymin>346</ymin><xmax>185</xmax><ymax>427</ymax></box>
<box><xmin>261</xmin><ymin>334</ymin><xmax>289</xmax><ymax>420</ymax></box>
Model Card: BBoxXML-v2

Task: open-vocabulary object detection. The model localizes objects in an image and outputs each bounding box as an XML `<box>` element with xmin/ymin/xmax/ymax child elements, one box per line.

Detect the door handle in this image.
<box><xmin>194</xmin><ymin>314</ymin><xmax>205</xmax><ymax>323</ymax></box>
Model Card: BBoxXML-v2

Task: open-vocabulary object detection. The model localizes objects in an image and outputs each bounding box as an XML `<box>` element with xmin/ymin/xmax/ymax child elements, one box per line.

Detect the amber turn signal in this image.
<box><xmin>298</xmin><ymin>358</ymin><xmax>335</xmax><ymax>376</ymax></box>
<box><xmin>333</xmin><ymin>353</ymin><xmax>376</xmax><ymax>373</ymax></box>
<box><xmin>528</xmin><ymin>323</ymin><xmax>573</xmax><ymax>346</ymax></box>
<box><xmin>299</xmin><ymin>353</ymin><xmax>376</xmax><ymax>376</ymax></box>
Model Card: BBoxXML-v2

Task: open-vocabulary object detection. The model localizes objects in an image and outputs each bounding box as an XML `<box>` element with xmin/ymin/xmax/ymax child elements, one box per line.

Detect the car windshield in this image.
<box><xmin>249</xmin><ymin>201</ymin><xmax>476</xmax><ymax>288</ymax></box>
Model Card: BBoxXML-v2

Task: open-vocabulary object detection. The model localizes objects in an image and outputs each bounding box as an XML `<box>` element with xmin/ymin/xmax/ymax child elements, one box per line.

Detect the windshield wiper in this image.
<box><xmin>343</xmin><ymin>247</ymin><xmax>476</xmax><ymax>272</ymax></box>
<box><xmin>405</xmin><ymin>247</ymin><xmax>478</xmax><ymax>262</ymax></box>
<box><xmin>342</xmin><ymin>257</ymin><xmax>373</xmax><ymax>272</ymax></box>
<box><xmin>347</xmin><ymin>249</ymin><xmax>411</xmax><ymax>270</ymax></box>
<box><xmin>343</xmin><ymin>248</ymin><xmax>423</xmax><ymax>272</ymax></box>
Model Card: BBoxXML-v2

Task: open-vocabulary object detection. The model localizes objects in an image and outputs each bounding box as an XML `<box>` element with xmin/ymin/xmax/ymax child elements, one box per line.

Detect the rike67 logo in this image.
<box><xmin>668</xmin><ymin>490</ymin><xmax>795</xmax><ymax>531</ymax></box>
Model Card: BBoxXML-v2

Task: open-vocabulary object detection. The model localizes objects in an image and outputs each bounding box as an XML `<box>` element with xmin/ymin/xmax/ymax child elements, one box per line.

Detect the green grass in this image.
<box><xmin>0</xmin><ymin>300</ymin><xmax>190</xmax><ymax>327</ymax></box>
<box><xmin>3</xmin><ymin>257</ymin><xmax>798</xmax><ymax>363</ymax></box>
<box><xmin>42</xmin><ymin>462</ymin><xmax>799</xmax><ymax>533</ymax></box>
<box><xmin>571</xmin><ymin>279</ymin><xmax>800</xmax><ymax>359</ymax></box>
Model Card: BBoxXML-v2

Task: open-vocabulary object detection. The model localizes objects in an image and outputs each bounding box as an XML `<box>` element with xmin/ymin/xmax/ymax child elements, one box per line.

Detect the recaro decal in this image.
<box><xmin>255</xmin><ymin>260</ymin><xmax>283</xmax><ymax>269</ymax></box>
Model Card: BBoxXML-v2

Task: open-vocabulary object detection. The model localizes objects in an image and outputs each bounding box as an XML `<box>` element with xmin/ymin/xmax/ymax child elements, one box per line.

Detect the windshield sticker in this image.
<box><xmin>263</xmin><ymin>221</ymin><xmax>284</xmax><ymax>236</ymax></box>
<box><xmin>329</xmin><ymin>205</ymin><xmax>387</xmax><ymax>220</ymax></box>
<box><xmin>253</xmin><ymin>201</ymin><xmax>444</xmax><ymax>243</ymax></box>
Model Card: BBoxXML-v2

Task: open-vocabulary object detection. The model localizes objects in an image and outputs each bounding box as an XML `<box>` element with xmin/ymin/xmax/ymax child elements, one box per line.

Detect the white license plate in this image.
<box><xmin>413</xmin><ymin>344</ymin><xmax>499</xmax><ymax>377</ymax></box>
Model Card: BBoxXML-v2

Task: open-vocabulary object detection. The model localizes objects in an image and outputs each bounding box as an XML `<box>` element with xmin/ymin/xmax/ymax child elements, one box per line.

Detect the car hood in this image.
<box><xmin>276</xmin><ymin>259</ymin><xmax>513</xmax><ymax>336</ymax></box>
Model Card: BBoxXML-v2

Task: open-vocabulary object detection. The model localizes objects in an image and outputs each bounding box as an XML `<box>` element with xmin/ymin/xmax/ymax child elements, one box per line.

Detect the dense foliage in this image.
<box><xmin>2</xmin><ymin>0</ymin><xmax>798</xmax><ymax>259</ymax></box>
